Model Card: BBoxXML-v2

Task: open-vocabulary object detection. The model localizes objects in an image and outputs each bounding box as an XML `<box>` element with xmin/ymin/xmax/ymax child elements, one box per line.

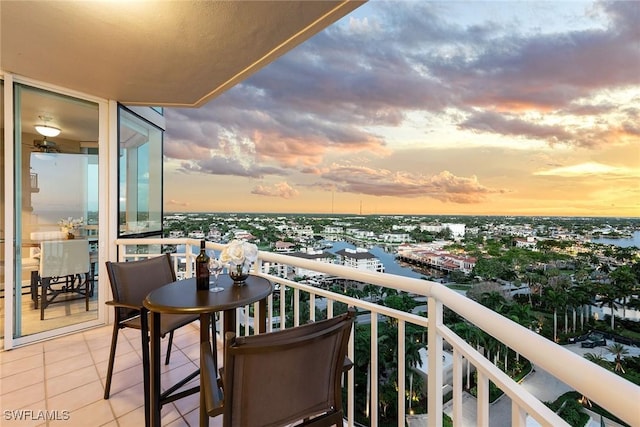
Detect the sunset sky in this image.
<box><xmin>163</xmin><ymin>0</ymin><xmax>640</xmax><ymax>217</ymax></box>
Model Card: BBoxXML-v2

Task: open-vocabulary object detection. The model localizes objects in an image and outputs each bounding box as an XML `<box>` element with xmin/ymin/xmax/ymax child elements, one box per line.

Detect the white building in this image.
<box><xmin>346</xmin><ymin>229</ymin><xmax>375</xmax><ymax>240</ymax></box>
<box><xmin>380</xmin><ymin>233</ymin><xmax>412</xmax><ymax>243</ymax></box>
<box><xmin>335</xmin><ymin>248</ymin><xmax>384</xmax><ymax>273</ymax></box>
<box><xmin>323</xmin><ymin>226</ymin><xmax>344</xmax><ymax>235</ymax></box>
<box><xmin>419</xmin><ymin>223</ymin><xmax>466</xmax><ymax>238</ymax></box>
<box><xmin>443</xmin><ymin>223</ymin><xmax>465</xmax><ymax>238</ymax></box>
<box><xmin>289</xmin><ymin>249</ymin><xmax>335</xmax><ymax>278</ymax></box>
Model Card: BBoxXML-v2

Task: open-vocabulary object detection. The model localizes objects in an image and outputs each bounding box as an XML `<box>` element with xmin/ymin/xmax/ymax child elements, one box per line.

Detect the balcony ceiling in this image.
<box><xmin>0</xmin><ymin>0</ymin><xmax>364</xmax><ymax>108</ymax></box>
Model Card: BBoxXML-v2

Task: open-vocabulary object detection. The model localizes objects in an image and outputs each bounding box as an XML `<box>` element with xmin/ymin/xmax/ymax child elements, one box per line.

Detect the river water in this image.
<box><xmin>177</xmin><ymin>241</ymin><xmax>428</xmax><ymax>280</ymax></box>
<box><xmin>325</xmin><ymin>241</ymin><xmax>433</xmax><ymax>280</ymax></box>
<box><xmin>591</xmin><ymin>230</ymin><xmax>640</xmax><ymax>248</ymax></box>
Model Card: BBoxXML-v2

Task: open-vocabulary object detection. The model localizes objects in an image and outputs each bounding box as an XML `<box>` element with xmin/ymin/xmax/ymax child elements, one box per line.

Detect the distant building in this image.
<box><xmin>207</xmin><ymin>227</ymin><xmax>222</xmax><ymax>242</ymax></box>
<box><xmin>379</xmin><ymin>233</ymin><xmax>412</xmax><ymax>243</ymax></box>
<box><xmin>335</xmin><ymin>248</ymin><xmax>384</xmax><ymax>273</ymax></box>
<box><xmin>419</xmin><ymin>223</ymin><xmax>465</xmax><ymax>238</ymax></box>
<box><xmin>443</xmin><ymin>223</ymin><xmax>465</xmax><ymax>238</ymax></box>
<box><xmin>231</xmin><ymin>229</ymin><xmax>255</xmax><ymax>241</ymax></box>
<box><xmin>261</xmin><ymin>261</ymin><xmax>288</xmax><ymax>278</ymax></box>
<box><xmin>290</xmin><ymin>225</ymin><xmax>314</xmax><ymax>238</ymax></box>
<box><xmin>323</xmin><ymin>226</ymin><xmax>344</xmax><ymax>235</ymax></box>
<box><xmin>169</xmin><ymin>230</ymin><xmax>184</xmax><ymax>238</ymax></box>
<box><xmin>188</xmin><ymin>230</ymin><xmax>205</xmax><ymax>239</ymax></box>
<box><xmin>397</xmin><ymin>244</ymin><xmax>476</xmax><ymax>274</ymax></box>
<box><xmin>514</xmin><ymin>237</ymin><xmax>537</xmax><ymax>249</ymax></box>
<box><xmin>274</xmin><ymin>241</ymin><xmax>296</xmax><ymax>252</ymax></box>
<box><xmin>289</xmin><ymin>248</ymin><xmax>335</xmax><ymax>278</ymax></box>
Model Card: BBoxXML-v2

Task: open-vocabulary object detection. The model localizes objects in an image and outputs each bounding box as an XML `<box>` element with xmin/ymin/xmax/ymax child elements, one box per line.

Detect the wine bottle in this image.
<box><xmin>195</xmin><ymin>240</ymin><xmax>210</xmax><ymax>290</ymax></box>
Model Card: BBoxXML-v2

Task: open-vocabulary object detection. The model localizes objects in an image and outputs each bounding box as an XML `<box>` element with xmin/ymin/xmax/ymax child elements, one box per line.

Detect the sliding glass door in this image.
<box><xmin>9</xmin><ymin>83</ymin><xmax>101</xmax><ymax>341</ymax></box>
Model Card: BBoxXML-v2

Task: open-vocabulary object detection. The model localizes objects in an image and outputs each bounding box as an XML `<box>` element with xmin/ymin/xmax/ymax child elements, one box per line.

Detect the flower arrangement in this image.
<box><xmin>220</xmin><ymin>239</ymin><xmax>258</xmax><ymax>277</ymax></box>
<box><xmin>58</xmin><ymin>216</ymin><xmax>84</xmax><ymax>232</ymax></box>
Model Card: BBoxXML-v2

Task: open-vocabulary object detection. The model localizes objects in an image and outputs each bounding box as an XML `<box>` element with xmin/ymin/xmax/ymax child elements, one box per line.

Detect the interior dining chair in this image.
<box><xmin>202</xmin><ymin>308</ymin><xmax>356</xmax><ymax>427</ymax></box>
<box><xmin>31</xmin><ymin>239</ymin><xmax>91</xmax><ymax>320</ymax></box>
<box><xmin>103</xmin><ymin>253</ymin><xmax>199</xmax><ymax>406</ymax></box>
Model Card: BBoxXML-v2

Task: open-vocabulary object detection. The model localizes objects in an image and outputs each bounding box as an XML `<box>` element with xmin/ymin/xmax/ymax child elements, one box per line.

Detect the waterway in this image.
<box><xmin>176</xmin><ymin>240</ymin><xmax>443</xmax><ymax>280</ymax></box>
<box><xmin>324</xmin><ymin>241</ymin><xmax>435</xmax><ymax>280</ymax></box>
<box><xmin>591</xmin><ymin>230</ymin><xmax>640</xmax><ymax>248</ymax></box>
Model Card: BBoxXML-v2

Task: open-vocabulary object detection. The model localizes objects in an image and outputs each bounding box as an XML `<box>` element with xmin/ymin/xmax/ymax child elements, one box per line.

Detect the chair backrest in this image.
<box><xmin>40</xmin><ymin>239</ymin><xmax>90</xmax><ymax>278</ymax></box>
<box><xmin>105</xmin><ymin>253</ymin><xmax>176</xmax><ymax>320</ymax></box>
<box><xmin>222</xmin><ymin>308</ymin><xmax>355</xmax><ymax>427</ymax></box>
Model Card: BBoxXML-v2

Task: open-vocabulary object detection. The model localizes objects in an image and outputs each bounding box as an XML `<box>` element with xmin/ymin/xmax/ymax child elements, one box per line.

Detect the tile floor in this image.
<box><xmin>0</xmin><ymin>322</ymin><xmax>224</xmax><ymax>426</ymax></box>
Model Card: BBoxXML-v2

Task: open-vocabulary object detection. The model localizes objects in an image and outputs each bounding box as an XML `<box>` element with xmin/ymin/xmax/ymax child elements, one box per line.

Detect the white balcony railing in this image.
<box><xmin>115</xmin><ymin>238</ymin><xmax>639</xmax><ymax>427</ymax></box>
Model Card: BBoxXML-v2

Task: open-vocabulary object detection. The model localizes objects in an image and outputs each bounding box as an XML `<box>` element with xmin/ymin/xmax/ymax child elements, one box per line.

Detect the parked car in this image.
<box><xmin>581</xmin><ymin>334</ymin><xmax>607</xmax><ymax>348</ymax></box>
<box><xmin>568</xmin><ymin>333</ymin><xmax>589</xmax><ymax>343</ymax></box>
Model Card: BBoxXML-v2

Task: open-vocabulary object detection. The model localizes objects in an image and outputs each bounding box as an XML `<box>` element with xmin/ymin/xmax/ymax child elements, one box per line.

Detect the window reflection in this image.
<box><xmin>118</xmin><ymin>107</ymin><xmax>163</xmax><ymax>237</ymax></box>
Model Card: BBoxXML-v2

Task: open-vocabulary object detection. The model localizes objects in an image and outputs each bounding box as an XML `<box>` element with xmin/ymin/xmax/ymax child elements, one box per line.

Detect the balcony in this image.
<box><xmin>1</xmin><ymin>237</ymin><xmax>638</xmax><ymax>427</ymax></box>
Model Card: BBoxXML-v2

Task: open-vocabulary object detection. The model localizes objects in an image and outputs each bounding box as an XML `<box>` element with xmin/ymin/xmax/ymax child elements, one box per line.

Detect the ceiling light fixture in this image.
<box><xmin>34</xmin><ymin>137</ymin><xmax>60</xmax><ymax>153</ymax></box>
<box><xmin>34</xmin><ymin>115</ymin><xmax>61</xmax><ymax>137</ymax></box>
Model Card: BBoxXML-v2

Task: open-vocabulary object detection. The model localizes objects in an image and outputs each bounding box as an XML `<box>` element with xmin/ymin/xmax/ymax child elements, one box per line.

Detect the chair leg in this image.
<box><xmin>211</xmin><ymin>314</ymin><xmax>218</xmax><ymax>372</ymax></box>
<box><xmin>103</xmin><ymin>322</ymin><xmax>120</xmax><ymax>399</ymax></box>
<box><xmin>165</xmin><ymin>331</ymin><xmax>174</xmax><ymax>365</ymax></box>
<box><xmin>40</xmin><ymin>277</ymin><xmax>49</xmax><ymax>320</ymax></box>
<box><xmin>141</xmin><ymin>310</ymin><xmax>151</xmax><ymax>427</ymax></box>
<box><xmin>84</xmin><ymin>274</ymin><xmax>90</xmax><ymax>312</ymax></box>
<box><xmin>30</xmin><ymin>271</ymin><xmax>39</xmax><ymax>306</ymax></box>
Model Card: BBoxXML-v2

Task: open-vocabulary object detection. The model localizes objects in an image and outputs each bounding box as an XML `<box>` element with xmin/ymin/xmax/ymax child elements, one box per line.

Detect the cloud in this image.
<box><xmin>167</xmin><ymin>199</ymin><xmax>190</xmax><ymax>207</ymax></box>
<box><xmin>165</xmin><ymin>0</ymin><xmax>638</xmax><ymax>163</ymax></box>
<box><xmin>177</xmin><ymin>155</ymin><xmax>288</xmax><ymax>178</ymax></box>
<box><xmin>320</xmin><ymin>165</ymin><xmax>504</xmax><ymax>203</ymax></box>
<box><xmin>162</xmin><ymin>0</ymin><xmax>638</xmax><ymax>216</ymax></box>
<box><xmin>459</xmin><ymin>110</ymin><xmax>575</xmax><ymax>145</ymax></box>
<box><xmin>251</xmin><ymin>182</ymin><xmax>300</xmax><ymax>199</ymax></box>
<box><xmin>534</xmin><ymin>162</ymin><xmax>640</xmax><ymax>177</ymax></box>
<box><xmin>429</xmin><ymin>1</ymin><xmax>640</xmax><ymax>112</ymax></box>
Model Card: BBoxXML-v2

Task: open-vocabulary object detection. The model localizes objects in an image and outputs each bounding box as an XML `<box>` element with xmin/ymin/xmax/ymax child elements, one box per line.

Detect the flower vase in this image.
<box><xmin>229</xmin><ymin>263</ymin><xmax>250</xmax><ymax>286</ymax></box>
<box><xmin>61</xmin><ymin>227</ymin><xmax>74</xmax><ymax>239</ymax></box>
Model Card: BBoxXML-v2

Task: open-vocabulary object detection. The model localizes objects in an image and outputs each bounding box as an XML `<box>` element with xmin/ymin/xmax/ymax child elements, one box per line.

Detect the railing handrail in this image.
<box><xmin>115</xmin><ymin>238</ymin><xmax>640</xmax><ymax>426</ymax></box>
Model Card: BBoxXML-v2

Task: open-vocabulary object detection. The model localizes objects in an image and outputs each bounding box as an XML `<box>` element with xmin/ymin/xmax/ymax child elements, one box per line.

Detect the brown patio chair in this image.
<box><xmin>201</xmin><ymin>308</ymin><xmax>356</xmax><ymax>427</ymax></box>
<box><xmin>103</xmin><ymin>253</ymin><xmax>199</xmax><ymax>405</ymax></box>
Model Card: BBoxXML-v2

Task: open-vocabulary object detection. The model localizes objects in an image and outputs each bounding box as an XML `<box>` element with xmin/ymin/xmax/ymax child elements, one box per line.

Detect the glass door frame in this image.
<box><xmin>2</xmin><ymin>73</ymin><xmax>110</xmax><ymax>349</ymax></box>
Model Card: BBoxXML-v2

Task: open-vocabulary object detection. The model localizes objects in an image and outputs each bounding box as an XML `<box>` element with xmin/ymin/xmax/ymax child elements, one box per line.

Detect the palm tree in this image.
<box><xmin>507</xmin><ymin>303</ymin><xmax>536</xmax><ymax>330</ymax></box>
<box><xmin>480</xmin><ymin>291</ymin><xmax>507</xmax><ymax>312</ymax></box>
<box><xmin>596</xmin><ymin>262</ymin><xmax>611</xmax><ymax>282</ymax></box>
<box><xmin>613</xmin><ymin>247</ymin><xmax>635</xmax><ymax>263</ymax></box>
<box><xmin>609</xmin><ymin>265</ymin><xmax>638</xmax><ymax>319</ymax></box>
<box><xmin>584</xmin><ymin>352</ymin><xmax>607</xmax><ymax>368</ymax></box>
<box><xmin>543</xmin><ymin>287</ymin><xmax>567</xmax><ymax>343</ymax></box>
<box><xmin>451</xmin><ymin>322</ymin><xmax>481</xmax><ymax>389</ymax></box>
<box><xmin>522</xmin><ymin>270</ymin><xmax>539</xmax><ymax>305</ymax></box>
<box><xmin>596</xmin><ymin>282</ymin><xmax>622</xmax><ymax>330</ymax></box>
<box><xmin>607</xmin><ymin>343</ymin><xmax>629</xmax><ymax>373</ymax></box>
<box><xmin>572</xmin><ymin>269</ymin><xmax>597</xmax><ymax>330</ymax></box>
<box><xmin>363</xmin><ymin>284</ymin><xmax>383</xmax><ymax>303</ymax></box>
<box><xmin>571</xmin><ymin>282</ymin><xmax>594</xmax><ymax>331</ymax></box>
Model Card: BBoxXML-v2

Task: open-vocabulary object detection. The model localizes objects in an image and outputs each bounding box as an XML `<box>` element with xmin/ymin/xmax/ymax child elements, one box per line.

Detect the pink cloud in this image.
<box><xmin>320</xmin><ymin>166</ymin><xmax>504</xmax><ymax>204</ymax></box>
<box><xmin>251</xmin><ymin>182</ymin><xmax>300</xmax><ymax>199</ymax></box>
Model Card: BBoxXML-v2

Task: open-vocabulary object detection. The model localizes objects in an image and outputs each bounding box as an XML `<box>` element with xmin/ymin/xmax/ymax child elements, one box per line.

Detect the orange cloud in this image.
<box><xmin>167</xmin><ymin>199</ymin><xmax>190</xmax><ymax>207</ymax></box>
<box><xmin>252</xmin><ymin>182</ymin><xmax>300</xmax><ymax>199</ymax></box>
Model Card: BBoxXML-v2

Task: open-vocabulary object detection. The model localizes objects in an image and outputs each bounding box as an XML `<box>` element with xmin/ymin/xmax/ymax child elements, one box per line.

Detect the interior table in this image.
<box><xmin>143</xmin><ymin>274</ymin><xmax>273</xmax><ymax>427</ymax></box>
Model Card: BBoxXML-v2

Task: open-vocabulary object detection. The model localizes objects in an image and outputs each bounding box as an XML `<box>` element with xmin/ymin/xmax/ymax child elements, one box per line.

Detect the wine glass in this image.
<box><xmin>209</xmin><ymin>258</ymin><xmax>224</xmax><ymax>293</ymax></box>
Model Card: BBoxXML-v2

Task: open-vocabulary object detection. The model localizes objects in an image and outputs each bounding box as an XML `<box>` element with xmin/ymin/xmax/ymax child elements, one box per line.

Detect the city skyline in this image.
<box><xmin>162</xmin><ymin>1</ymin><xmax>640</xmax><ymax>218</ymax></box>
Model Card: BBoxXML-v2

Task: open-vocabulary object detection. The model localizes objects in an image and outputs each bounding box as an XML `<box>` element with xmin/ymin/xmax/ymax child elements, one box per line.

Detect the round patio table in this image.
<box><xmin>143</xmin><ymin>274</ymin><xmax>273</xmax><ymax>427</ymax></box>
